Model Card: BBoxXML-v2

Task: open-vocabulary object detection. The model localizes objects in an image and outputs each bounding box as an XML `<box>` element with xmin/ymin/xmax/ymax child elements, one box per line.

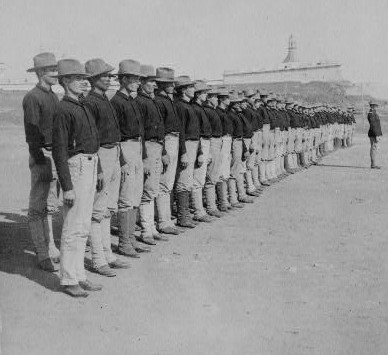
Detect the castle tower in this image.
<box><xmin>283</xmin><ymin>34</ymin><xmax>298</xmax><ymax>63</ymax></box>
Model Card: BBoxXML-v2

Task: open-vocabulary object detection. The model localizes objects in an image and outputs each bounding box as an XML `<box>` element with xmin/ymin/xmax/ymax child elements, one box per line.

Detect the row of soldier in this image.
<box><xmin>23</xmin><ymin>53</ymin><xmax>356</xmax><ymax>297</ymax></box>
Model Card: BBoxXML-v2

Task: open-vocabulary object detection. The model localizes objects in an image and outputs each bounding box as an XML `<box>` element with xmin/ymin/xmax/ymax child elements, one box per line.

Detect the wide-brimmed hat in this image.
<box><xmin>194</xmin><ymin>81</ymin><xmax>210</xmax><ymax>93</ymax></box>
<box><xmin>116</xmin><ymin>59</ymin><xmax>143</xmax><ymax>77</ymax></box>
<box><xmin>85</xmin><ymin>58</ymin><xmax>114</xmax><ymax>78</ymax></box>
<box><xmin>175</xmin><ymin>75</ymin><xmax>195</xmax><ymax>89</ymax></box>
<box><xmin>53</xmin><ymin>59</ymin><xmax>90</xmax><ymax>78</ymax></box>
<box><xmin>27</xmin><ymin>52</ymin><xmax>57</xmax><ymax>72</ymax></box>
<box><xmin>285</xmin><ymin>98</ymin><xmax>294</xmax><ymax>105</ymax></box>
<box><xmin>155</xmin><ymin>67</ymin><xmax>175</xmax><ymax>82</ymax></box>
<box><xmin>229</xmin><ymin>93</ymin><xmax>242</xmax><ymax>103</ymax></box>
<box><xmin>207</xmin><ymin>87</ymin><xmax>220</xmax><ymax>95</ymax></box>
<box><xmin>217</xmin><ymin>88</ymin><xmax>229</xmax><ymax>97</ymax></box>
<box><xmin>243</xmin><ymin>88</ymin><xmax>256</xmax><ymax>98</ymax></box>
<box><xmin>140</xmin><ymin>65</ymin><xmax>156</xmax><ymax>80</ymax></box>
<box><xmin>369</xmin><ymin>100</ymin><xmax>379</xmax><ymax>106</ymax></box>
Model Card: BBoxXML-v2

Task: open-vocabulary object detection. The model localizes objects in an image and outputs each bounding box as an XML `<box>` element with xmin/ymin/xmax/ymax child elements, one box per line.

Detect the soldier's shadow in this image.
<box><xmin>0</xmin><ymin>211</ymin><xmax>61</xmax><ymax>292</ymax></box>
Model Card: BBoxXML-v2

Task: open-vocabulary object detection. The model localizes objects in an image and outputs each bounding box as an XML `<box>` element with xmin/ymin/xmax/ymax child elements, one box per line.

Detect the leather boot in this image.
<box><xmin>43</xmin><ymin>214</ymin><xmax>60</xmax><ymax>263</ymax></box>
<box><xmin>236</xmin><ymin>174</ymin><xmax>254</xmax><ymax>203</ymax></box>
<box><xmin>245</xmin><ymin>171</ymin><xmax>259</xmax><ymax>196</ymax></box>
<box><xmin>228</xmin><ymin>178</ymin><xmax>243</xmax><ymax>208</ymax></box>
<box><xmin>205</xmin><ymin>184</ymin><xmax>223</xmax><ymax>218</ymax></box>
<box><xmin>191</xmin><ymin>188</ymin><xmax>209</xmax><ymax>220</ymax></box>
<box><xmin>117</xmin><ymin>210</ymin><xmax>140</xmax><ymax>258</ymax></box>
<box><xmin>177</xmin><ymin>191</ymin><xmax>196</xmax><ymax>228</ymax></box>
<box><xmin>156</xmin><ymin>193</ymin><xmax>180</xmax><ymax>235</ymax></box>
<box><xmin>216</xmin><ymin>181</ymin><xmax>229</xmax><ymax>212</ymax></box>
<box><xmin>138</xmin><ymin>201</ymin><xmax>157</xmax><ymax>245</ymax></box>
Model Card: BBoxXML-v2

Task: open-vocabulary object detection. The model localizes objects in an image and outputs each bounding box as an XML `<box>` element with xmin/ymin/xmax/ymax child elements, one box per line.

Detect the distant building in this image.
<box><xmin>223</xmin><ymin>35</ymin><xmax>343</xmax><ymax>85</ymax></box>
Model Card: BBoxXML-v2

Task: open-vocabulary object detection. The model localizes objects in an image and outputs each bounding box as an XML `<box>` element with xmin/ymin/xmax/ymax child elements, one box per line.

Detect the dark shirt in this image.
<box><xmin>23</xmin><ymin>84</ymin><xmax>59</xmax><ymax>163</ymax></box>
<box><xmin>191</xmin><ymin>102</ymin><xmax>212</xmax><ymax>138</ymax></box>
<box><xmin>239</xmin><ymin>112</ymin><xmax>253</xmax><ymax>138</ymax></box>
<box><xmin>175</xmin><ymin>98</ymin><xmax>200</xmax><ymax>155</ymax></box>
<box><xmin>257</xmin><ymin>105</ymin><xmax>270</xmax><ymax>126</ymax></box>
<box><xmin>135</xmin><ymin>91</ymin><xmax>165</xmax><ymax>141</ymax></box>
<box><xmin>267</xmin><ymin>108</ymin><xmax>278</xmax><ymax>129</ymax></box>
<box><xmin>110</xmin><ymin>91</ymin><xmax>144</xmax><ymax>141</ymax></box>
<box><xmin>243</xmin><ymin>107</ymin><xmax>260</xmax><ymax>132</ymax></box>
<box><xmin>155</xmin><ymin>93</ymin><xmax>180</xmax><ymax>134</ymax></box>
<box><xmin>216</xmin><ymin>106</ymin><xmax>234</xmax><ymax>136</ymax></box>
<box><xmin>84</xmin><ymin>90</ymin><xmax>121</xmax><ymax>145</ymax></box>
<box><xmin>203</xmin><ymin>104</ymin><xmax>223</xmax><ymax>138</ymax></box>
<box><xmin>287</xmin><ymin>110</ymin><xmax>298</xmax><ymax>129</ymax></box>
<box><xmin>52</xmin><ymin>96</ymin><xmax>100</xmax><ymax>191</ymax></box>
<box><xmin>227</xmin><ymin>109</ymin><xmax>243</xmax><ymax>139</ymax></box>
<box><xmin>368</xmin><ymin>110</ymin><xmax>382</xmax><ymax>137</ymax></box>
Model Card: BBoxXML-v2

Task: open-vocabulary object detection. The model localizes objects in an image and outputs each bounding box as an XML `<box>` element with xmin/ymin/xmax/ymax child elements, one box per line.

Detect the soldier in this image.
<box><xmin>154</xmin><ymin>67</ymin><xmax>181</xmax><ymax>235</ymax></box>
<box><xmin>52</xmin><ymin>59</ymin><xmax>104</xmax><ymax>297</ymax></box>
<box><xmin>227</xmin><ymin>94</ymin><xmax>254</xmax><ymax>205</ymax></box>
<box><xmin>367</xmin><ymin>100</ymin><xmax>382</xmax><ymax>169</ymax></box>
<box><xmin>265</xmin><ymin>95</ymin><xmax>280</xmax><ymax>182</ymax></box>
<box><xmin>203</xmin><ymin>87</ymin><xmax>224</xmax><ymax>217</ymax></box>
<box><xmin>84</xmin><ymin>59</ymin><xmax>130</xmax><ymax>277</ymax></box>
<box><xmin>23</xmin><ymin>52</ymin><xmax>60</xmax><ymax>272</ymax></box>
<box><xmin>174</xmin><ymin>76</ymin><xmax>200</xmax><ymax>228</ymax></box>
<box><xmin>215</xmin><ymin>89</ymin><xmax>236</xmax><ymax>211</ymax></box>
<box><xmin>110</xmin><ymin>59</ymin><xmax>150</xmax><ymax>258</ymax></box>
<box><xmin>136</xmin><ymin>65</ymin><xmax>169</xmax><ymax>244</ymax></box>
<box><xmin>257</xmin><ymin>92</ymin><xmax>271</xmax><ymax>186</ymax></box>
<box><xmin>191</xmin><ymin>81</ymin><xmax>213</xmax><ymax>222</ymax></box>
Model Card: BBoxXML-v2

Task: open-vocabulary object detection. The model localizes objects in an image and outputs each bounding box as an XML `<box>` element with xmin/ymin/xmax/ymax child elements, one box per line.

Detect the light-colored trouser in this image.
<box><xmin>268</xmin><ymin>130</ymin><xmax>275</xmax><ymax>160</ymax></box>
<box><xmin>28</xmin><ymin>149</ymin><xmax>60</xmax><ymax>222</ymax></box>
<box><xmin>244</xmin><ymin>137</ymin><xmax>256</xmax><ymax>192</ymax></box>
<box><xmin>192</xmin><ymin>138</ymin><xmax>211</xmax><ymax>217</ymax></box>
<box><xmin>60</xmin><ymin>154</ymin><xmax>98</xmax><ymax>286</ymax></box>
<box><xmin>370</xmin><ymin>136</ymin><xmax>379</xmax><ymax>166</ymax></box>
<box><xmin>230</xmin><ymin>138</ymin><xmax>244</xmax><ymax>179</ymax></box>
<box><xmin>90</xmin><ymin>146</ymin><xmax>121</xmax><ymax>268</ymax></box>
<box><xmin>287</xmin><ymin>129</ymin><xmax>295</xmax><ymax>153</ymax></box>
<box><xmin>295</xmin><ymin>128</ymin><xmax>303</xmax><ymax>153</ymax></box>
<box><xmin>262</xmin><ymin>124</ymin><xmax>270</xmax><ymax>161</ymax></box>
<box><xmin>274</xmin><ymin>128</ymin><xmax>282</xmax><ymax>158</ymax></box>
<box><xmin>157</xmin><ymin>133</ymin><xmax>179</xmax><ymax>229</ymax></box>
<box><xmin>118</xmin><ymin>139</ymin><xmax>143</xmax><ymax>211</ymax></box>
<box><xmin>204</xmin><ymin>137</ymin><xmax>222</xmax><ymax>211</ymax></box>
<box><xmin>256</xmin><ymin>130</ymin><xmax>263</xmax><ymax>163</ymax></box>
<box><xmin>140</xmin><ymin>141</ymin><xmax>163</xmax><ymax>237</ymax></box>
<box><xmin>219</xmin><ymin>135</ymin><xmax>232</xmax><ymax>181</ymax></box>
<box><xmin>175</xmin><ymin>140</ymin><xmax>199</xmax><ymax>193</ymax></box>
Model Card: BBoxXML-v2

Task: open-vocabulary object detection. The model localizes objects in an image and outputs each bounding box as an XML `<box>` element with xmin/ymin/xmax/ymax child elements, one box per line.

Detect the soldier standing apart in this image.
<box><xmin>23</xmin><ymin>52</ymin><xmax>60</xmax><ymax>272</ymax></box>
<box><xmin>136</xmin><ymin>65</ymin><xmax>169</xmax><ymax>244</ymax></box>
<box><xmin>367</xmin><ymin>101</ymin><xmax>382</xmax><ymax>169</ymax></box>
<box><xmin>84</xmin><ymin>59</ymin><xmax>130</xmax><ymax>277</ymax></box>
<box><xmin>174</xmin><ymin>76</ymin><xmax>200</xmax><ymax>228</ymax></box>
<box><xmin>154</xmin><ymin>67</ymin><xmax>181</xmax><ymax>235</ymax></box>
<box><xmin>203</xmin><ymin>88</ymin><xmax>224</xmax><ymax>217</ymax></box>
<box><xmin>53</xmin><ymin>59</ymin><xmax>104</xmax><ymax>297</ymax></box>
<box><xmin>191</xmin><ymin>82</ymin><xmax>213</xmax><ymax>223</ymax></box>
<box><xmin>110</xmin><ymin>59</ymin><xmax>150</xmax><ymax>258</ymax></box>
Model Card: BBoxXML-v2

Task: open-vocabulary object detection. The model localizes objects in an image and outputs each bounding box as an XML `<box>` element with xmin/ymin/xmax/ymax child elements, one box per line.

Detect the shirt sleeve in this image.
<box><xmin>176</xmin><ymin>104</ymin><xmax>187</xmax><ymax>155</ymax></box>
<box><xmin>52</xmin><ymin>110</ymin><xmax>73</xmax><ymax>191</ymax></box>
<box><xmin>23</xmin><ymin>94</ymin><xmax>46</xmax><ymax>163</ymax></box>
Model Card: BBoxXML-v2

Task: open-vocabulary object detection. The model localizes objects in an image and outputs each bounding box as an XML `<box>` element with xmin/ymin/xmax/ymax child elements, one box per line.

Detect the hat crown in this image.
<box><xmin>85</xmin><ymin>58</ymin><xmax>114</xmax><ymax>77</ymax></box>
<box><xmin>57</xmin><ymin>59</ymin><xmax>87</xmax><ymax>77</ymax></box>
<box><xmin>28</xmin><ymin>52</ymin><xmax>57</xmax><ymax>72</ymax></box>
<box><xmin>229</xmin><ymin>93</ymin><xmax>242</xmax><ymax>103</ymax></box>
<box><xmin>140</xmin><ymin>64</ymin><xmax>155</xmax><ymax>78</ymax></box>
<box><xmin>194</xmin><ymin>80</ymin><xmax>209</xmax><ymax>92</ymax></box>
<box><xmin>175</xmin><ymin>75</ymin><xmax>194</xmax><ymax>88</ymax></box>
<box><xmin>155</xmin><ymin>67</ymin><xmax>175</xmax><ymax>82</ymax></box>
<box><xmin>118</xmin><ymin>59</ymin><xmax>142</xmax><ymax>76</ymax></box>
<box><xmin>217</xmin><ymin>88</ymin><xmax>229</xmax><ymax>97</ymax></box>
<box><xmin>243</xmin><ymin>89</ymin><xmax>255</xmax><ymax>98</ymax></box>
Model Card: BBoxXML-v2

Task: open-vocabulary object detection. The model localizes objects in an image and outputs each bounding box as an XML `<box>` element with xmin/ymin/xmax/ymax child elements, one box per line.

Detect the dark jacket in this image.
<box><xmin>368</xmin><ymin>110</ymin><xmax>382</xmax><ymax>137</ymax></box>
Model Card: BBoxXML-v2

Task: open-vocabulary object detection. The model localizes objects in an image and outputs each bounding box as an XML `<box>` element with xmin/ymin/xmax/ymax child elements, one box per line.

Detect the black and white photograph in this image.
<box><xmin>0</xmin><ymin>0</ymin><xmax>387</xmax><ymax>354</ymax></box>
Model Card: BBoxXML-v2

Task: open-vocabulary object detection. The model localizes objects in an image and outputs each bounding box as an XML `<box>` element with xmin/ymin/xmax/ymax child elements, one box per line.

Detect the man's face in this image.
<box><xmin>123</xmin><ymin>75</ymin><xmax>140</xmax><ymax>93</ymax></box>
<box><xmin>197</xmin><ymin>91</ymin><xmax>208</xmax><ymax>103</ymax></box>
<box><xmin>208</xmin><ymin>94</ymin><xmax>218</xmax><ymax>107</ymax></box>
<box><xmin>219</xmin><ymin>96</ymin><xmax>230</xmax><ymax>107</ymax></box>
<box><xmin>241</xmin><ymin>101</ymin><xmax>248</xmax><ymax>109</ymax></box>
<box><xmin>254</xmin><ymin>101</ymin><xmax>262</xmax><ymax>109</ymax></box>
<box><xmin>268</xmin><ymin>100</ymin><xmax>275</xmax><ymax>108</ymax></box>
<box><xmin>93</xmin><ymin>73</ymin><xmax>111</xmax><ymax>92</ymax></box>
<box><xmin>161</xmin><ymin>82</ymin><xmax>175</xmax><ymax>94</ymax></box>
<box><xmin>65</xmin><ymin>75</ymin><xmax>88</xmax><ymax>96</ymax></box>
<box><xmin>142</xmin><ymin>78</ymin><xmax>157</xmax><ymax>95</ymax></box>
<box><xmin>261</xmin><ymin>97</ymin><xmax>268</xmax><ymax>104</ymax></box>
<box><xmin>184</xmin><ymin>85</ymin><xmax>195</xmax><ymax>99</ymax></box>
<box><xmin>39</xmin><ymin>66</ymin><xmax>58</xmax><ymax>86</ymax></box>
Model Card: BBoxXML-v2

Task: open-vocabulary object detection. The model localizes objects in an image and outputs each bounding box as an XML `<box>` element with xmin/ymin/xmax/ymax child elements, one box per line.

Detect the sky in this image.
<box><xmin>0</xmin><ymin>0</ymin><xmax>387</xmax><ymax>84</ymax></box>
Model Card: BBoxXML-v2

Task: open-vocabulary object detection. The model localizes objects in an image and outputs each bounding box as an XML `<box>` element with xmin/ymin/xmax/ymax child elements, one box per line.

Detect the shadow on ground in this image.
<box><xmin>0</xmin><ymin>211</ymin><xmax>63</xmax><ymax>292</ymax></box>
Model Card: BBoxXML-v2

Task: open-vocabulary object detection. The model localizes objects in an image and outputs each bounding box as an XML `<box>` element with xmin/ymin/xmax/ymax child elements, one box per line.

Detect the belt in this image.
<box><xmin>42</xmin><ymin>146</ymin><xmax>52</xmax><ymax>152</ymax></box>
<box><xmin>121</xmin><ymin>136</ymin><xmax>141</xmax><ymax>142</ymax></box>
<box><xmin>101</xmin><ymin>142</ymin><xmax>119</xmax><ymax>149</ymax></box>
<box><xmin>147</xmin><ymin>138</ymin><xmax>163</xmax><ymax>144</ymax></box>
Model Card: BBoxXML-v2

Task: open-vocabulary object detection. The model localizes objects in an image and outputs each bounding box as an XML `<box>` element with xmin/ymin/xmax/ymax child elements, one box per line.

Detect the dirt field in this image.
<box><xmin>1</xmin><ymin>122</ymin><xmax>388</xmax><ymax>354</ymax></box>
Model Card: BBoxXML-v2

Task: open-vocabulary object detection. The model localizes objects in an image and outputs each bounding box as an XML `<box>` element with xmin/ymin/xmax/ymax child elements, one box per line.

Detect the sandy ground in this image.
<box><xmin>1</xmin><ymin>127</ymin><xmax>388</xmax><ymax>355</ymax></box>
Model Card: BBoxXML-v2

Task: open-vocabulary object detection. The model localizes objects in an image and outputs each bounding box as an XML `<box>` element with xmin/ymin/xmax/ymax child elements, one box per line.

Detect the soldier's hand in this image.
<box><xmin>180</xmin><ymin>153</ymin><xmax>189</xmax><ymax>170</ymax></box>
<box><xmin>196</xmin><ymin>153</ymin><xmax>204</xmax><ymax>168</ymax></box>
<box><xmin>97</xmin><ymin>173</ymin><xmax>104</xmax><ymax>192</ymax></box>
<box><xmin>63</xmin><ymin>190</ymin><xmax>76</xmax><ymax>207</ymax></box>
<box><xmin>37</xmin><ymin>157</ymin><xmax>53</xmax><ymax>182</ymax></box>
<box><xmin>143</xmin><ymin>157</ymin><xmax>152</xmax><ymax>176</ymax></box>
<box><xmin>162</xmin><ymin>153</ymin><xmax>170</xmax><ymax>173</ymax></box>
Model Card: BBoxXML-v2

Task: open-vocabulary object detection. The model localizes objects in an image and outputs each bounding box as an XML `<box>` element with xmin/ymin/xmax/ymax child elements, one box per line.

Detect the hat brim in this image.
<box><xmin>88</xmin><ymin>67</ymin><xmax>115</xmax><ymax>78</ymax></box>
<box><xmin>115</xmin><ymin>72</ymin><xmax>144</xmax><ymax>77</ymax></box>
<box><xmin>175</xmin><ymin>81</ymin><xmax>195</xmax><ymax>89</ymax></box>
<box><xmin>155</xmin><ymin>78</ymin><xmax>175</xmax><ymax>83</ymax></box>
<box><xmin>52</xmin><ymin>72</ymin><xmax>91</xmax><ymax>78</ymax></box>
<box><xmin>26</xmin><ymin>64</ymin><xmax>58</xmax><ymax>73</ymax></box>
